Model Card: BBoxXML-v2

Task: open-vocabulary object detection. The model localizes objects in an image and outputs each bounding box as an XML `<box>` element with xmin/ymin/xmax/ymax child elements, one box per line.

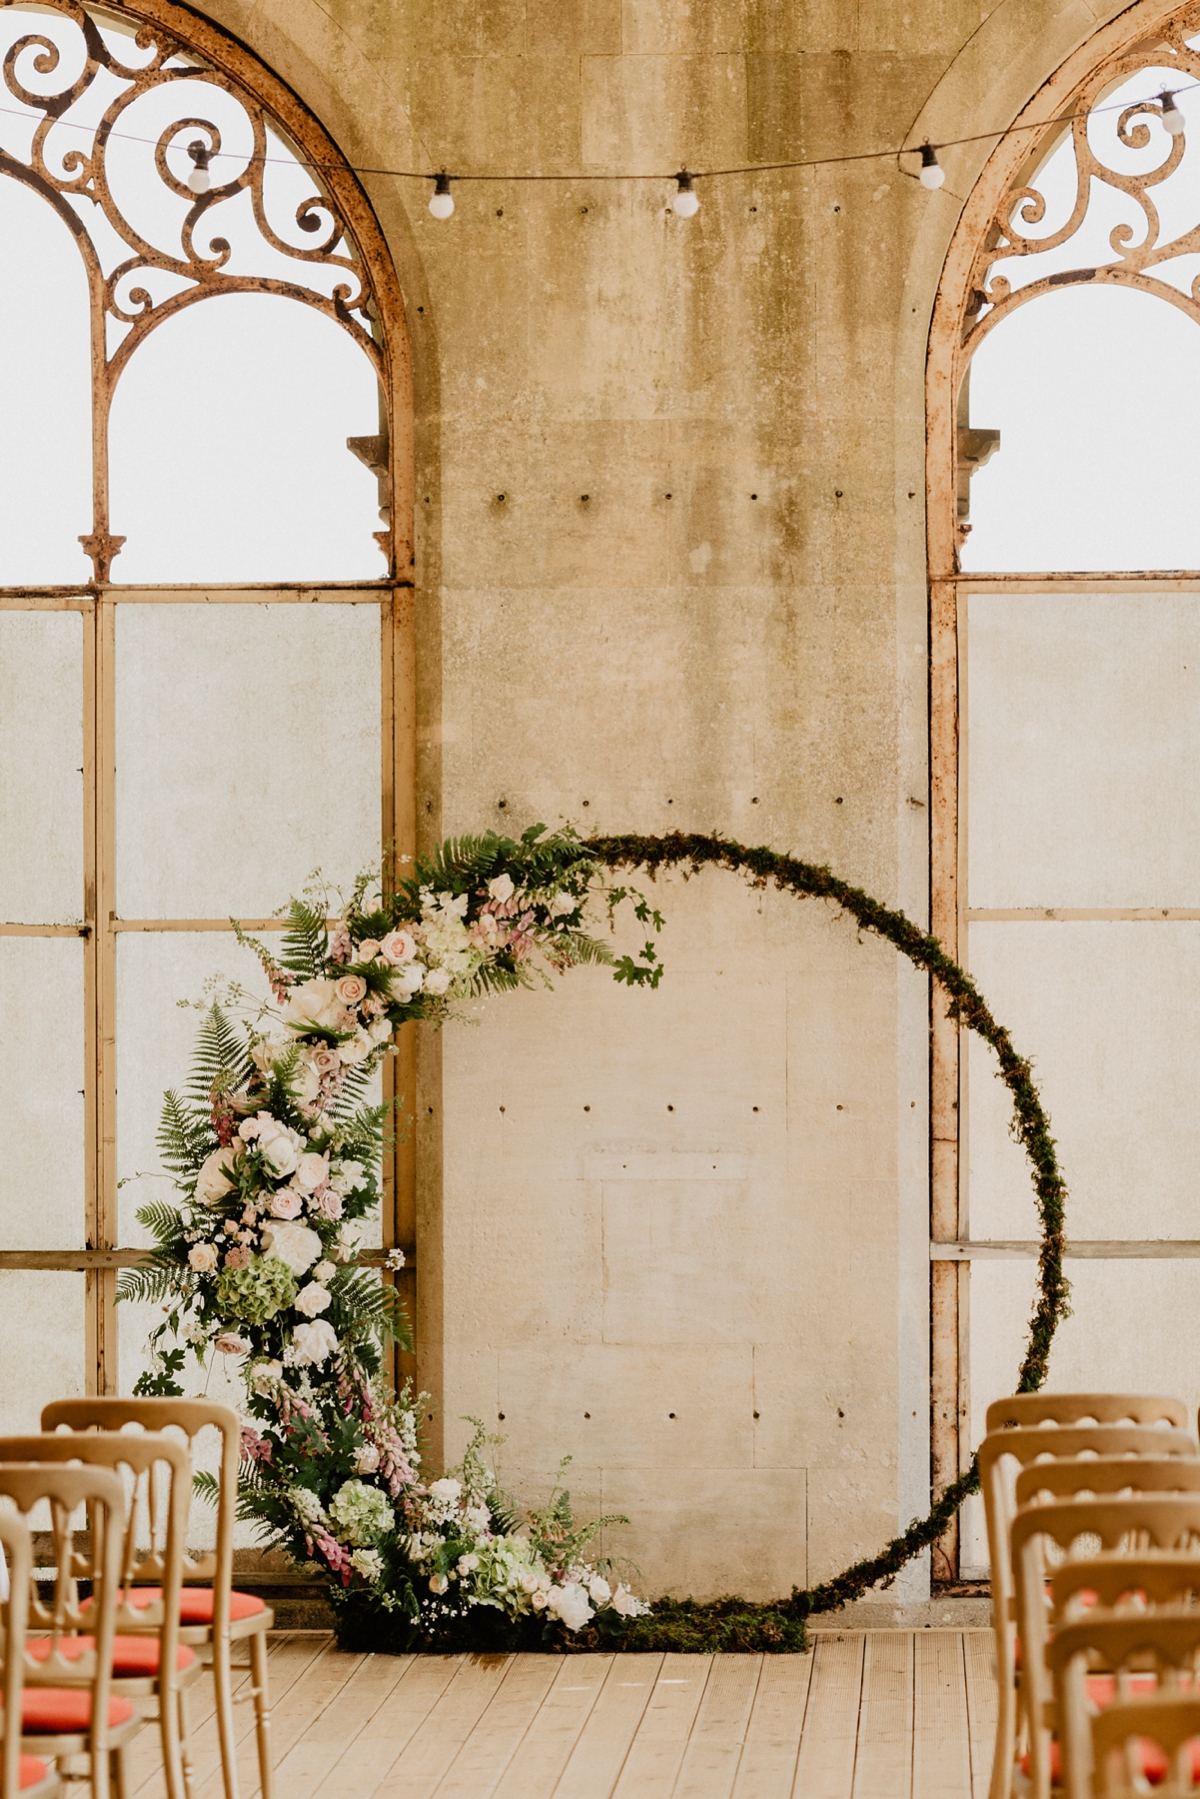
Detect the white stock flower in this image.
<box><xmin>293</xmin><ymin>1283</ymin><xmax>332</xmax><ymax>1318</ymax></box>
<box><xmin>290</xmin><ymin>1485</ymin><xmax>323</xmax><ymax>1524</ymax></box>
<box><xmin>487</xmin><ymin>874</ymin><xmax>515</xmax><ymax>902</ymax></box>
<box><xmin>422</xmin><ymin>968</ymin><xmax>452</xmax><ymax>997</ymax></box>
<box><xmin>549</xmin><ymin>891</ymin><xmax>576</xmax><ymax>917</ymax></box>
<box><xmin>547</xmin><ymin>1582</ymin><xmax>594</xmax><ymax>1632</ymax></box>
<box><xmin>188</xmin><ymin>1242</ymin><xmax>218</xmax><ymax>1273</ymax></box>
<box><xmin>587</xmin><ymin>1575</ymin><xmax>612</xmax><ymax>1605</ymax></box>
<box><xmin>293</xmin><ymin>1151</ymin><xmax>329</xmax><ymax>1193</ymax></box>
<box><xmin>283</xmin><ymin>978</ymin><xmax>347</xmax><ymax>1033</ymax></box>
<box><xmin>350</xmin><ymin>1548</ymin><xmax>384</xmax><ymax>1582</ymax></box>
<box><xmin>289</xmin><ymin>1319</ymin><xmax>339</xmax><ymax>1365</ymax></box>
<box><xmin>195</xmin><ymin>1147</ymin><xmax>238</xmax><ymax>1206</ymax></box>
<box><xmin>260</xmin><ymin>1221</ymin><xmax>322</xmax><ymax>1274</ymax></box>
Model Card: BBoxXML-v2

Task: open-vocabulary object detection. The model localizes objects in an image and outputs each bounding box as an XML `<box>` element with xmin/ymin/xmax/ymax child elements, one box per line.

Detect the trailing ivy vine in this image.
<box><xmin>586</xmin><ymin>831</ymin><xmax>1070</xmax><ymax>1615</ymax></box>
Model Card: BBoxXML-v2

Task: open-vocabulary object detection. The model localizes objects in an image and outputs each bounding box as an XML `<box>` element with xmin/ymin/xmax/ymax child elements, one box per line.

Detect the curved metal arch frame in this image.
<box><xmin>0</xmin><ymin>0</ymin><xmax>413</xmax><ymax>585</ymax></box>
<box><xmin>924</xmin><ymin>0</ymin><xmax>1200</xmax><ymax>1579</ymax></box>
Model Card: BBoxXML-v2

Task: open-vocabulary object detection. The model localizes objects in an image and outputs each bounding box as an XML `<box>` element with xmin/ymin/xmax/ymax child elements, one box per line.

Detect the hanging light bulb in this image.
<box><xmin>1160</xmin><ymin>90</ymin><xmax>1185</xmax><ymax>136</ymax></box>
<box><xmin>672</xmin><ymin>171</ymin><xmax>700</xmax><ymax>218</ymax></box>
<box><xmin>919</xmin><ymin>143</ymin><xmax>945</xmax><ymax>190</ymax></box>
<box><xmin>428</xmin><ymin>171</ymin><xmax>455</xmax><ymax>219</ymax></box>
<box><xmin>186</xmin><ymin>140</ymin><xmax>212</xmax><ymax>194</ymax></box>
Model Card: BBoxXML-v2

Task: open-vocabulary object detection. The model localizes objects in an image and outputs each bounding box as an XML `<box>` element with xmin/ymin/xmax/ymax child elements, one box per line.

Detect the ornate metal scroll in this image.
<box><xmin>0</xmin><ymin>0</ymin><xmax>383</xmax><ymax>579</ymax></box>
<box><xmin>961</xmin><ymin>2</ymin><xmax>1200</xmax><ymax>368</ymax></box>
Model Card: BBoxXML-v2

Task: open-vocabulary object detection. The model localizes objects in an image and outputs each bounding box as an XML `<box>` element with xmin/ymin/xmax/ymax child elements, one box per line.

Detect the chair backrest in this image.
<box><xmin>1052</xmin><ymin>1551</ymin><xmax>1200</xmax><ymax>1620</ymax></box>
<box><xmin>1016</xmin><ymin>1457</ymin><xmax>1200</xmax><ymax>1510</ymax></box>
<box><xmin>41</xmin><ymin>1397</ymin><xmax>239</xmax><ymax>1628</ymax></box>
<box><xmin>1051</xmin><ymin>1612</ymin><xmax>1200</xmax><ymax>1799</ymax></box>
<box><xmin>0</xmin><ymin>1463</ymin><xmax>124</xmax><ymax>1767</ymax></box>
<box><xmin>0</xmin><ymin>1508</ymin><xmax>33</xmax><ymax>1799</ymax></box>
<box><xmin>1091</xmin><ymin>1693</ymin><xmax>1200</xmax><ymax>1796</ymax></box>
<box><xmin>1012</xmin><ymin>1496</ymin><xmax>1200</xmax><ymax>1799</ymax></box>
<box><xmin>0</xmin><ymin>1431</ymin><xmax>190</xmax><ymax>1661</ymax></box>
<box><xmin>986</xmin><ymin>1394</ymin><xmax>1190</xmax><ymax>1433</ymax></box>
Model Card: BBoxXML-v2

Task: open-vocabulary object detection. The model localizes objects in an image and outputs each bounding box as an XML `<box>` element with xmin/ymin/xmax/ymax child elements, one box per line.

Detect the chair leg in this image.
<box><xmin>159</xmin><ymin>1681</ymin><xmax>188</xmax><ymax>1799</ymax></box>
<box><xmin>178</xmin><ymin>1684</ymin><xmax>196</xmax><ymax>1799</ymax></box>
<box><xmin>250</xmin><ymin>1629</ymin><xmax>273</xmax><ymax>1799</ymax></box>
<box><xmin>91</xmin><ymin>1739</ymin><xmax>111</xmax><ymax>1799</ymax></box>
<box><xmin>211</xmin><ymin>1630</ymin><xmax>241</xmax><ymax>1799</ymax></box>
<box><xmin>989</xmin><ymin>1673</ymin><xmax>1015</xmax><ymax>1799</ymax></box>
<box><xmin>111</xmin><ymin>1743</ymin><xmax>131</xmax><ymax>1799</ymax></box>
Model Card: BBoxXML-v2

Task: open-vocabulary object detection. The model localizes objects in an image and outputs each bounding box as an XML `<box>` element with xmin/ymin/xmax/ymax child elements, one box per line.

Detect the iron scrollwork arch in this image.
<box><xmin>0</xmin><ymin>0</ymin><xmax>400</xmax><ymax>579</ymax></box>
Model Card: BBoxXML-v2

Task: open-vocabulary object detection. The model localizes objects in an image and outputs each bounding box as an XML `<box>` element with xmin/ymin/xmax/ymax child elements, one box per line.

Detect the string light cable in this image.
<box><xmin>0</xmin><ymin>74</ymin><xmax>1196</xmax><ymax>217</ymax></box>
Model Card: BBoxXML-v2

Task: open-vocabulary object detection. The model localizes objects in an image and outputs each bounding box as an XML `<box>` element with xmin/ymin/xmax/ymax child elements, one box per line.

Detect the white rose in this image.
<box><xmin>549</xmin><ymin>891</ymin><xmax>576</xmax><ymax>917</ymax></box>
<box><xmin>389</xmin><ymin>964</ymin><xmax>424</xmax><ymax>999</ymax></box>
<box><xmin>428</xmin><ymin>1573</ymin><xmax>448</xmax><ymax>1595</ymax></box>
<box><xmin>283</xmin><ymin>979</ymin><xmax>345</xmax><ymax>1033</ymax></box>
<box><xmin>422</xmin><ymin>968</ymin><xmax>452</xmax><ymax>997</ymax></box>
<box><xmin>290</xmin><ymin>1319</ymin><xmax>338</xmax><ymax>1365</ymax></box>
<box><xmin>487</xmin><ymin>873</ymin><xmax>515</xmax><ymax>902</ymax></box>
<box><xmin>587</xmin><ymin>1575</ymin><xmax>612</xmax><ymax>1605</ymax></box>
<box><xmin>195</xmin><ymin>1147</ymin><xmax>238</xmax><ymax>1206</ymax></box>
<box><xmin>293</xmin><ymin>1283</ymin><xmax>332</xmax><ymax>1318</ymax></box>
<box><xmin>369</xmin><ymin>1017</ymin><xmax>393</xmax><ymax>1044</ymax></box>
<box><xmin>380</xmin><ymin>930</ymin><xmax>417</xmax><ymax>965</ymax></box>
<box><xmin>289</xmin><ymin>1059</ymin><xmax>321</xmax><ymax>1104</ymax></box>
<box><xmin>611</xmin><ymin>1584</ymin><xmax>641</xmax><ymax>1618</ymax></box>
<box><xmin>547</xmin><ymin>1583</ymin><xmax>594</xmax><ymax>1632</ymax></box>
<box><xmin>313</xmin><ymin>1260</ymin><xmax>335</xmax><ymax>1283</ymax></box>
<box><xmin>337</xmin><ymin>1032</ymin><xmax>373</xmax><ymax>1066</ymax></box>
<box><xmin>428</xmin><ymin>1478</ymin><xmax>461</xmax><ymax>1503</ymax></box>
<box><xmin>293</xmin><ymin>1151</ymin><xmax>329</xmax><ymax>1193</ymax></box>
<box><xmin>250</xmin><ymin>1035</ymin><xmax>289</xmax><ymax>1074</ymax></box>
<box><xmin>188</xmin><ymin>1242</ymin><xmax>218</xmax><ymax>1273</ymax></box>
<box><xmin>253</xmin><ymin>1115</ymin><xmax>303</xmax><ymax>1179</ymax></box>
<box><xmin>354</xmin><ymin>1445</ymin><xmax>380</xmax><ymax>1475</ymax></box>
<box><xmin>260</xmin><ymin>1221</ymin><xmax>321</xmax><ymax>1274</ymax></box>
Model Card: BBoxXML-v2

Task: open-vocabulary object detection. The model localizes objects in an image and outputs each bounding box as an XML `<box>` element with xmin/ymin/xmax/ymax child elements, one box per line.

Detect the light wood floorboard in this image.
<box><xmin>122</xmin><ymin>1629</ymin><xmax>998</xmax><ymax>1799</ymax></box>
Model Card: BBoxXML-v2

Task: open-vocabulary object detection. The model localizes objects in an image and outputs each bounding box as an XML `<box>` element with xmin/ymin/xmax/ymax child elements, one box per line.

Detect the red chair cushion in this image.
<box><xmin>19</xmin><ymin>1756</ymin><xmax>51</xmax><ymax>1789</ymax></box>
<box><xmin>1019</xmin><ymin>1677</ymin><xmax>1185</xmax><ymax>1783</ymax></box>
<box><xmin>19</xmin><ymin>1688</ymin><xmax>136</xmax><ymax>1731</ymax></box>
<box><xmin>84</xmin><ymin>1585</ymin><xmax>266</xmax><ymax>1625</ymax></box>
<box><xmin>27</xmin><ymin>1635</ymin><xmax>195</xmax><ymax>1676</ymax></box>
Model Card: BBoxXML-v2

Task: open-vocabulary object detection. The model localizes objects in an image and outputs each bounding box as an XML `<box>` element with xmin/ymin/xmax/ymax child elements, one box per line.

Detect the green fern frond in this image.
<box><xmin>330</xmin><ymin>1270</ymin><xmax>413</xmax><ymax>1352</ymax></box>
<box><xmin>135</xmin><ymin>1200</ymin><xmax>188</xmax><ymax>1247</ymax></box>
<box><xmin>157</xmin><ymin>1090</ymin><xmax>210</xmax><ymax>1182</ymax></box>
<box><xmin>280</xmin><ymin>899</ymin><xmax>328</xmax><ymax>980</ymax></box>
<box><xmin>115</xmin><ymin>1253</ymin><xmax>187</xmax><ymax>1306</ymax></box>
<box><xmin>193</xmin><ymin>1471</ymin><xmax>220</xmax><ymax>1506</ymax></box>
<box><xmin>184</xmin><ymin>1006</ymin><xmax>252</xmax><ymax>1110</ymax></box>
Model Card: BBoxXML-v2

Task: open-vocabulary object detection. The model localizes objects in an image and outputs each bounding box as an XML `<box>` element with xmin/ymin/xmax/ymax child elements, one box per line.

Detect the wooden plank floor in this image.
<box><xmin>127</xmin><ymin>1629</ymin><xmax>998</xmax><ymax>1799</ymax></box>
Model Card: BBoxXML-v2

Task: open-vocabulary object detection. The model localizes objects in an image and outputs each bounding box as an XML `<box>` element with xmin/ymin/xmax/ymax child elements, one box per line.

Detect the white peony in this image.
<box><xmin>587</xmin><ymin>1575</ymin><xmax>612</xmax><ymax>1605</ymax></box>
<box><xmin>293</xmin><ymin>1283</ymin><xmax>332</xmax><ymax>1317</ymax></box>
<box><xmin>549</xmin><ymin>891</ymin><xmax>576</xmax><ymax>917</ymax></box>
<box><xmin>487</xmin><ymin>873</ymin><xmax>515</xmax><ymax>902</ymax></box>
<box><xmin>547</xmin><ymin>1582</ymin><xmax>594</xmax><ymax>1632</ymax></box>
<box><xmin>289</xmin><ymin>1319</ymin><xmax>338</xmax><ymax>1365</ymax></box>
<box><xmin>195</xmin><ymin>1147</ymin><xmax>238</xmax><ymax>1206</ymax></box>
<box><xmin>283</xmin><ymin>979</ymin><xmax>346</xmax><ymax>1033</ymax></box>
<box><xmin>428</xmin><ymin>1478</ymin><xmax>462</xmax><ymax>1503</ymax></box>
<box><xmin>422</xmin><ymin>968</ymin><xmax>452</xmax><ymax>996</ymax></box>
<box><xmin>293</xmin><ymin>1151</ymin><xmax>329</xmax><ymax>1193</ymax></box>
<box><xmin>260</xmin><ymin>1221</ymin><xmax>321</xmax><ymax>1274</ymax></box>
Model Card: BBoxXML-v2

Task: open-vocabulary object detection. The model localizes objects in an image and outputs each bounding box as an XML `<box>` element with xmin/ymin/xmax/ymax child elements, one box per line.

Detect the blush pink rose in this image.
<box><xmin>312</xmin><ymin>1047</ymin><xmax>341</xmax><ymax>1076</ymax></box>
<box><xmin>335</xmin><ymin>974</ymin><xmax>368</xmax><ymax>1006</ymax></box>
<box><xmin>269</xmin><ymin>1188</ymin><xmax>304</xmax><ymax>1220</ymax></box>
<box><xmin>380</xmin><ymin>930</ymin><xmax>416</xmax><ymax>965</ymax></box>
<box><xmin>313</xmin><ymin>1186</ymin><xmax>344</xmax><ymax>1220</ymax></box>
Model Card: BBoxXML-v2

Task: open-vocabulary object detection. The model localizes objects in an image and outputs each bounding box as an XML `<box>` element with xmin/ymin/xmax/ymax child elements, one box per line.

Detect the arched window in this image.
<box><xmin>929</xmin><ymin>2</ymin><xmax>1200</xmax><ymax>1576</ymax></box>
<box><xmin>0</xmin><ymin>0</ymin><xmax>412</xmax><ymax>1422</ymax></box>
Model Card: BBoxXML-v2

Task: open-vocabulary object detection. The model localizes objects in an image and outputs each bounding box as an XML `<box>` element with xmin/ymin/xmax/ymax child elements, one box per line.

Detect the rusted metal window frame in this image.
<box><xmin>0</xmin><ymin>0</ymin><xmax>415</xmax><ymax>1397</ymax></box>
<box><xmin>925</xmin><ymin>0</ymin><xmax>1198</xmax><ymax>1577</ymax></box>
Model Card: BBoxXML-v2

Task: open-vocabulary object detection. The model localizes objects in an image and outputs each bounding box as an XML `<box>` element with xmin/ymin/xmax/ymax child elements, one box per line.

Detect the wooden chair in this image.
<box><xmin>0</xmin><ymin>1433</ymin><xmax>201</xmax><ymax>1799</ymax></box>
<box><xmin>1013</xmin><ymin>1496</ymin><xmax>1200</xmax><ymax>1799</ymax></box>
<box><xmin>980</xmin><ymin>1423</ymin><xmax>1197</xmax><ymax>1799</ymax></box>
<box><xmin>0</xmin><ymin>1462</ymin><xmax>143</xmax><ymax>1799</ymax></box>
<box><xmin>1050</xmin><ymin>1611</ymin><xmax>1200</xmax><ymax>1797</ymax></box>
<box><xmin>0</xmin><ymin>1508</ymin><xmax>62</xmax><ymax>1799</ymax></box>
<box><xmin>987</xmin><ymin>1395</ymin><xmax>1190</xmax><ymax>1434</ymax></box>
<box><xmin>42</xmin><ymin>1398</ymin><xmax>274</xmax><ymax>1799</ymax></box>
<box><xmin>1090</xmin><ymin>1694</ymin><xmax>1200</xmax><ymax>1795</ymax></box>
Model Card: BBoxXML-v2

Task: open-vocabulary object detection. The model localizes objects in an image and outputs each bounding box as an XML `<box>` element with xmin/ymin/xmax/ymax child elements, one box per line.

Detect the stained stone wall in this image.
<box><xmin>191</xmin><ymin>0</ymin><xmax>1134</xmax><ymax>1602</ymax></box>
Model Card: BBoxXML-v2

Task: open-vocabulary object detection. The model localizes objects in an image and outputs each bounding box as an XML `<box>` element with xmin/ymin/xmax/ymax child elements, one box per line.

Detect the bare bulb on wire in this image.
<box><xmin>919</xmin><ymin>144</ymin><xmax>945</xmax><ymax>190</ymax></box>
<box><xmin>1160</xmin><ymin>90</ymin><xmax>1185</xmax><ymax>136</ymax></box>
<box><xmin>672</xmin><ymin>172</ymin><xmax>700</xmax><ymax>217</ymax></box>
<box><xmin>429</xmin><ymin>172</ymin><xmax>455</xmax><ymax>219</ymax></box>
<box><xmin>186</xmin><ymin>140</ymin><xmax>212</xmax><ymax>194</ymax></box>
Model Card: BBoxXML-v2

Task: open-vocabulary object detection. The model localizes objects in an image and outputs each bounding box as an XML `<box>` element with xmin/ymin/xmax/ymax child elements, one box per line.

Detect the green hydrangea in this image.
<box><xmin>214</xmin><ymin>1255</ymin><xmax>297</xmax><ymax>1325</ymax></box>
<box><xmin>329</xmin><ymin>1478</ymin><xmax>395</xmax><ymax>1546</ymax></box>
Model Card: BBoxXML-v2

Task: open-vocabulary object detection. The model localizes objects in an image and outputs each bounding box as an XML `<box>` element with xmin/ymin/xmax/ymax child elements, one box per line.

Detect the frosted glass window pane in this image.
<box><xmin>0</xmin><ymin>612</ymin><xmax>83</xmax><ymax>924</ymax></box>
<box><xmin>115</xmin><ymin>931</ymin><xmax>383</xmax><ymax>1245</ymax></box>
<box><xmin>964</xmin><ymin>1259</ymin><xmax>1200</xmax><ymax>1574</ymax></box>
<box><xmin>0</xmin><ymin>180</ymin><xmax>92</xmax><ymax>585</ymax></box>
<box><xmin>115</xmin><ymin>603</ymin><xmax>381</xmax><ymax>918</ymax></box>
<box><xmin>966</xmin><ymin>921</ymin><xmax>1200</xmax><ymax>1242</ymax></box>
<box><xmin>108</xmin><ymin>296</ymin><xmax>384</xmax><ymax>583</ymax></box>
<box><xmin>968</xmin><ymin>593</ymin><xmax>1200</xmax><ymax>908</ymax></box>
<box><xmin>0</xmin><ymin>1273</ymin><xmax>86</xmax><ymax>1435</ymax></box>
<box><xmin>0</xmin><ymin>940</ymin><xmax>84</xmax><ymax>1249</ymax></box>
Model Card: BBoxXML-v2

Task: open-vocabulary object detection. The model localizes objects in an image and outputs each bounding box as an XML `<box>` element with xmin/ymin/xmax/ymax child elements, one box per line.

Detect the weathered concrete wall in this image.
<box><xmin>195</xmin><ymin>0</ymin><xmax>1129</xmax><ymax>1600</ymax></box>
